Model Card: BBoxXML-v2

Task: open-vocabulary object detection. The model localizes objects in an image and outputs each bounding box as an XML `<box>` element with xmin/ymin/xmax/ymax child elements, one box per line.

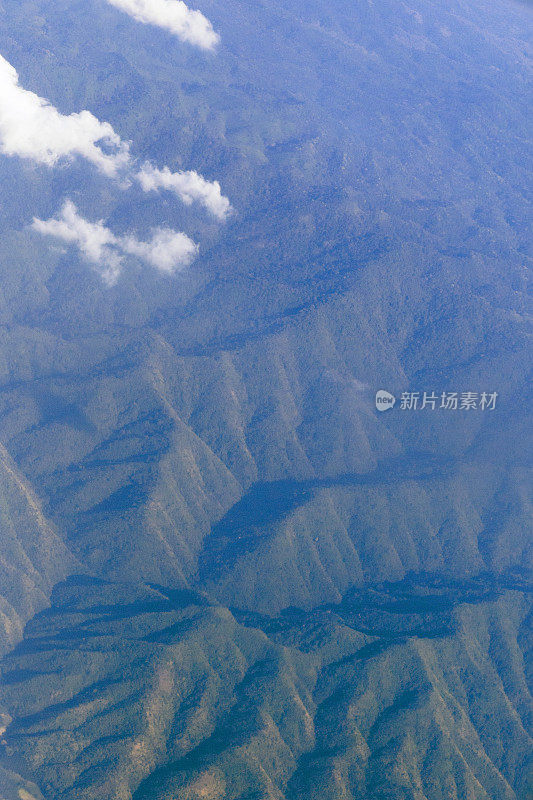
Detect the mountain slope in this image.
<box><xmin>0</xmin><ymin>576</ymin><xmax>530</xmax><ymax>800</ymax></box>
<box><xmin>0</xmin><ymin>0</ymin><xmax>530</xmax><ymax>797</ymax></box>
<box><xmin>0</xmin><ymin>443</ymin><xmax>78</xmax><ymax>657</ymax></box>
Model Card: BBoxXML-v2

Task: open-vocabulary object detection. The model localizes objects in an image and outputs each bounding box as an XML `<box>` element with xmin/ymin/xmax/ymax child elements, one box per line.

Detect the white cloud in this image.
<box><xmin>121</xmin><ymin>228</ymin><xmax>198</xmax><ymax>273</ymax></box>
<box><xmin>0</xmin><ymin>54</ymin><xmax>232</xmax><ymax>221</ymax></box>
<box><xmin>137</xmin><ymin>163</ymin><xmax>232</xmax><ymax>220</ymax></box>
<box><xmin>106</xmin><ymin>0</ymin><xmax>219</xmax><ymax>50</ymax></box>
<box><xmin>0</xmin><ymin>55</ymin><xmax>130</xmax><ymax>178</ymax></box>
<box><xmin>32</xmin><ymin>200</ymin><xmax>123</xmax><ymax>284</ymax></box>
<box><xmin>33</xmin><ymin>201</ymin><xmax>198</xmax><ymax>285</ymax></box>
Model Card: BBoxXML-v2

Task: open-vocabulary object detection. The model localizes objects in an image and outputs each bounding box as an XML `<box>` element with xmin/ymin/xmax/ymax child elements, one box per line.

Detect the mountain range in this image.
<box><xmin>0</xmin><ymin>0</ymin><xmax>531</xmax><ymax>798</ymax></box>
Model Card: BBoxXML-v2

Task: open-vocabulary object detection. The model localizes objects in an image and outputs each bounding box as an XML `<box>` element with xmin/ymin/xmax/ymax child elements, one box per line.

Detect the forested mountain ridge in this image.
<box><xmin>0</xmin><ymin>576</ymin><xmax>531</xmax><ymax>800</ymax></box>
<box><xmin>0</xmin><ymin>0</ymin><xmax>531</xmax><ymax>797</ymax></box>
